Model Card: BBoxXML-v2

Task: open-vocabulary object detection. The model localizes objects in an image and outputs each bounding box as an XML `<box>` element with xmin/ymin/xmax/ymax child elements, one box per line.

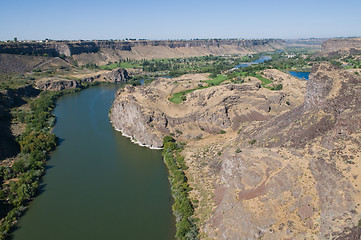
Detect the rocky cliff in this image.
<box><xmin>0</xmin><ymin>41</ymin><xmax>99</xmax><ymax>57</ymax></box>
<box><xmin>35</xmin><ymin>78</ymin><xmax>78</xmax><ymax>91</ymax></box>
<box><xmin>35</xmin><ymin>68</ymin><xmax>129</xmax><ymax>91</ymax></box>
<box><xmin>74</xmin><ymin>39</ymin><xmax>285</xmax><ymax>64</ymax></box>
<box><xmin>110</xmin><ymin>63</ymin><xmax>361</xmax><ymax>239</ymax></box>
<box><xmin>322</xmin><ymin>37</ymin><xmax>361</xmax><ymax>53</ymax></box>
<box><xmin>0</xmin><ymin>39</ymin><xmax>285</xmax><ymax>65</ymax></box>
<box><xmin>110</xmin><ymin>71</ymin><xmax>305</xmax><ymax>148</ymax></box>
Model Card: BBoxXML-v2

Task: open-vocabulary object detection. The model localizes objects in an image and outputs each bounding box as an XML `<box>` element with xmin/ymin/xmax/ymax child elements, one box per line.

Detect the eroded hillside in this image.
<box><xmin>110</xmin><ymin>62</ymin><xmax>361</xmax><ymax>239</ymax></box>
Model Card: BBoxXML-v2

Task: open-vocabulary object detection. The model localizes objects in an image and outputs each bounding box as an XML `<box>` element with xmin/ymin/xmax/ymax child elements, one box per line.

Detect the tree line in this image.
<box><xmin>162</xmin><ymin>136</ymin><xmax>199</xmax><ymax>240</ymax></box>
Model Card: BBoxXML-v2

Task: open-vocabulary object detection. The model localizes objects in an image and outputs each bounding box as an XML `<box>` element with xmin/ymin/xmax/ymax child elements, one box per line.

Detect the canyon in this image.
<box><xmin>1</xmin><ymin>37</ymin><xmax>361</xmax><ymax>239</ymax></box>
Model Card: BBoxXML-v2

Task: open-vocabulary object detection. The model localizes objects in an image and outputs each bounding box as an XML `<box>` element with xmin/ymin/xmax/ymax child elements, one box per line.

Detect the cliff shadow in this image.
<box><xmin>0</xmin><ymin>112</ymin><xmax>20</xmax><ymax>161</ymax></box>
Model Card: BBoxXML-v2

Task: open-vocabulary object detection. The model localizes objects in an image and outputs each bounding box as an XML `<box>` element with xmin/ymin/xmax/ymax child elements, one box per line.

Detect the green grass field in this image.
<box><xmin>99</xmin><ymin>63</ymin><xmax>118</xmax><ymax>70</ymax></box>
<box><xmin>119</xmin><ymin>62</ymin><xmax>141</xmax><ymax>68</ymax></box>
<box><xmin>169</xmin><ymin>74</ymin><xmax>228</xmax><ymax>103</ymax></box>
<box><xmin>205</xmin><ymin>74</ymin><xmax>227</xmax><ymax>85</ymax></box>
<box><xmin>169</xmin><ymin>89</ymin><xmax>195</xmax><ymax>103</ymax></box>
<box><xmin>255</xmin><ymin>74</ymin><xmax>272</xmax><ymax>87</ymax></box>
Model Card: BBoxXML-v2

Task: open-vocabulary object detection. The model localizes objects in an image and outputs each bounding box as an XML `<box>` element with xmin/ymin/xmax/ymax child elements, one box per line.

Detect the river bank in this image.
<box><xmin>10</xmin><ymin>83</ymin><xmax>175</xmax><ymax>240</ymax></box>
<box><xmin>0</xmin><ymin>82</ymin><xmax>101</xmax><ymax>239</ymax></box>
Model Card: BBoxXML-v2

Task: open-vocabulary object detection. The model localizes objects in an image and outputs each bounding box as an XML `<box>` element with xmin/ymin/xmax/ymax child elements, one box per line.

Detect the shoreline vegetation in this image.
<box><xmin>162</xmin><ymin>136</ymin><xmax>199</xmax><ymax>240</ymax></box>
<box><xmin>0</xmin><ymin>81</ymin><xmax>101</xmax><ymax>239</ymax></box>
<box><xmin>0</xmin><ymin>90</ymin><xmax>60</xmax><ymax>239</ymax></box>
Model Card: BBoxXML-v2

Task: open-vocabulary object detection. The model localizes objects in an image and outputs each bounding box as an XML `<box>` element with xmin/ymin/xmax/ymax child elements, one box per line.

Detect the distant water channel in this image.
<box><xmin>235</xmin><ymin>55</ymin><xmax>272</xmax><ymax>68</ymax></box>
<box><xmin>12</xmin><ymin>84</ymin><xmax>175</xmax><ymax>240</ymax></box>
<box><xmin>288</xmin><ymin>71</ymin><xmax>310</xmax><ymax>80</ymax></box>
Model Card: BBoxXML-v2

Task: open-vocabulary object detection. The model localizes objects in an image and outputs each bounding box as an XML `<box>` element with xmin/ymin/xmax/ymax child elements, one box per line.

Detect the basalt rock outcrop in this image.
<box><xmin>0</xmin><ymin>41</ymin><xmax>99</xmax><ymax>57</ymax></box>
<box><xmin>82</xmin><ymin>68</ymin><xmax>129</xmax><ymax>83</ymax></box>
<box><xmin>35</xmin><ymin>68</ymin><xmax>129</xmax><ymax>91</ymax></box>
<box><xmin>35</xmin><ymin>78</ymin><xmax>78</xmax><ymax>91</ymax></box>
<box><xmin>110</xmin><ymin>71</ymin><xmax>305</xmax><ymax>148</ymax></box>
<box><xmin>0</xmin><ymin>39</ymin><xmax>285</xmax><ymax>65</ymax></box>
<box><xmin>322</xmin><ymin>37</ymin><xmax>361</xmax><ymax>55</ymax></box>
<box><xmin>74</xmin><ymin>39</ymin><xmax>285</xmax><ymax>64</ymax></box>
<box><xmin>191</xmin><ymin>63</ymin><xmax>361</xmax><ymax>239</ymax></box>
<box><xmin>240</xmin><ymin>63</ymin><xmax>361</xmax><ymax>148</ymax></box>
<box><xmin>322</xmin><ymin>37</ymin><xmax>361</xmax><ymax>52</ymax></box>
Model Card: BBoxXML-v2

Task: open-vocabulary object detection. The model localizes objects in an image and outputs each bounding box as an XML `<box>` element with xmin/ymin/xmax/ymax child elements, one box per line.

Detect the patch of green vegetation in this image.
<box><xmin>140</xmin><ymin>54</ymin><xmax>253</xmax><ymax>76</ymax></box>
<box><xmin>119</xmin><ymin>62</ymin><xmax>141</xmax><ymax>68</ymax></box>
<box><xmin>205</xmin><ymin>74</ymin><xmax>227</xmax><ymax>86</ymax></box>
<box><xmin>0</xmin><ymin>90</ymin><xmax>65</xmax><ymax>239</ymax></box>
<box><xmin>169</xmin><ymin>74</ymin><xmax>228</xmax><ymax>104</ymax></box>
<box><xmin>99</xmin><ymin>61</ymin><xmax>141</xmax><ymax>70</ymax></box>
<box><xmin>82</xmin><ymin>63</ymin><xmax>98</xmax><ymax>70</ymax></box>
<box><xmin>175</xmin><ymin>129</ymin><xmax>183</xmax><ymax>135</ymax></box>
<box><xmin>249</xmin><ymin>139</ymin><xmax>257</xmax><ymax>145</ymax></box>
<box><xmin>255</xmin><ymin>74</ymin><xmax>273</xmax><ymax>88</ymax></box>
<box><xmin>273</xmin><ymin>84</ymin><xmax>283</xmax><ymax>90</ymax></box>
<box><xmin>341</xmin><ymin>55</ymin><xmax>361</xmax><ymax>69</ymax></box>
<box><xmin>169</xmin><ymin>89</ymin><xmax>195</xmax><ymax>103</ymax></box>
<box><xmin>99</xmin><ymin>63</ymin><xmax>119</xmax><ymax>70</ymax></box>
<box><xmin>0</xmin><ymin>74</ymin><xmax>31</xmax><ymax>90</ymax></box>
<box><xmin>162</xmin><ymin>136</ymin><xmax>199</xmax><ymax>240</ymax></box>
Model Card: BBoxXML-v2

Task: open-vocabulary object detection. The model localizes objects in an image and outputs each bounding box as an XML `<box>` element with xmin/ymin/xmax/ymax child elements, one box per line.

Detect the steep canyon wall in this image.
<box><xmin>0</xmin><ymin>39</ymin><xmax>285</xmax><ymax>65</ymax></box>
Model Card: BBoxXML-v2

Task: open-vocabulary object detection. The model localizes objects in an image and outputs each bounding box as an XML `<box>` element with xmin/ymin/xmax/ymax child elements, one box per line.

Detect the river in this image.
<box><xmin>11</xmin><ymin>84</ymin><xmax>175</xmax><ymax>240</ymax></box>
<box><xmin>288</xmin><ymin>71</ymin><xmax>310</xmax><ymax>80</ymax></box>
<box><xmin>235</xmin><ymin>55</ymin><xmax>272</xmax><ymax>69</ymax></box>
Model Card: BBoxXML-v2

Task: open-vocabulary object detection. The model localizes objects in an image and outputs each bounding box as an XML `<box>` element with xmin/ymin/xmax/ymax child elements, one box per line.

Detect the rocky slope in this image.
<box><xmin>322</xmin><ymin>37</ymin><xmax>361</xmax><ymax>54</ymax></box>
<box><xmin>110</xmin><ymin>63</ymin><xmax>361</xmax><ymax>239</ymax></box>
<box><xmin>35</xmin><ymin>78</ymin><xmax>78</xmax><ymax>91</ymax></box>
<box><xmin>189</xmin><ymin>63</ymin><xmax>361</xmax><ymax>239</ymax></box>
<box><xmin>0</xmin><ymin>53</ymin><xmax>49</xmax><ymax>74</ymax></box>
<box><xmin>35</xmin><ymin>68</ymin><xmax>129</xmax><ymax>91</ymax></box>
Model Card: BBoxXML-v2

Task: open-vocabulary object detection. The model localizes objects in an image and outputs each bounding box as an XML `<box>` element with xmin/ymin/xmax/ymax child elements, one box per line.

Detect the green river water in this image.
<box><xmin>11</xmin><ymin>84</ymin><xmax>175</xmax><ymax>240</ymax></box>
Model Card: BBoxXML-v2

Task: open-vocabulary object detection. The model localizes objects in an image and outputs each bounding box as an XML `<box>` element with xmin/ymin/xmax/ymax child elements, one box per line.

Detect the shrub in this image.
<box><xmin>180</xmin><ymin>95</ymin><xmax>187</xmax><ymax>101</ymax></box>
<box><xmin>175</xmin><ymin>129</ymin><xmax>183</xmax><ymax>135</ymax></box>
<box><xmin>235</xmin><ymin>148</ymin><xmax>242</xmax><ymax>153</ymax></box>
<box><xmin>273</xmin><ymin>84</ymin><xmax>283</xmax><ymax>90</ymax></box>
<box><xmin>162</xmin><ymin>137</ymin><xmax>199</xmax><ymax>239</ymax></box>
<box><xmin>163</xmin><ymin>135</ymin><xmax>176</xmax><ymax>145</ymax></box>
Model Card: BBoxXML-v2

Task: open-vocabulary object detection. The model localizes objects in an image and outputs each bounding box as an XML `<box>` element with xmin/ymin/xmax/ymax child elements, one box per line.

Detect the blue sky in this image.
<box><xmin>1</xmin><ymin>0</ymin><xmax>360</xmax><ymax>40</ymax></box>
